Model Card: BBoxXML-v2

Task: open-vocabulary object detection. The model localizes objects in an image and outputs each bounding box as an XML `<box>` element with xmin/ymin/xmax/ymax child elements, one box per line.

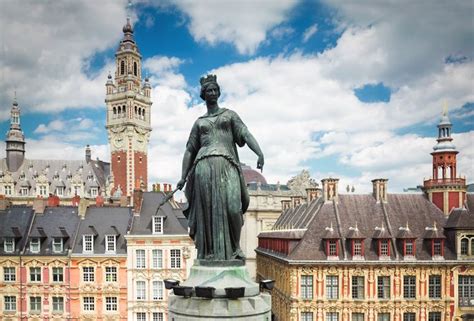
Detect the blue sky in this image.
<box><xmin>0</xmin><ymin>0</ymin><xmax>473</xmax><ymax>193</ymax></box>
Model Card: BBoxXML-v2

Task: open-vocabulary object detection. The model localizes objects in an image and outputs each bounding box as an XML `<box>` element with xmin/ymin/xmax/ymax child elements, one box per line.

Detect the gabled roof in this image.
<box><xmin>0</xmin><ymin>205</ymin><xmax>34</xmax><ymax>255</ymax></box>
<box><xmin>129</xmin><ymin>192</ymin><xmax>188</xmax><ymax>235</ymax></box>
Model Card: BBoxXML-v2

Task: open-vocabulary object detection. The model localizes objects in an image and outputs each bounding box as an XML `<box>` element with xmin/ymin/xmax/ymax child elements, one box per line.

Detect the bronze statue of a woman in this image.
<box><xmin>177</xmin><ymin>74</ymin><xmax>264</xmax><ymax>261</ymax></box>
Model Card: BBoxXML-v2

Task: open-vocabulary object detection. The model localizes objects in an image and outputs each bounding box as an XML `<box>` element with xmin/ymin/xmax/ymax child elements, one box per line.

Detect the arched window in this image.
<box><xmin>142</xmin><ymin>109</ymin><xmax>145</xmax><ymax>119</ymax></box>
<box><xmin>113</xmin><ymin>107</ymin><xmax>117</xmax><ymax>119</ymax></box>
<box><xmin>461</xmin><ymin>238</ymin><xmax>469</xmax><ymax>255</ymax></box>
<box><xmin>122</xmin><ymin>105</ymin><xmax>126</xmax><ymax>117</ymax></box>
<box><xmin>134</xmin><ymin>106</ymin><xmax>138</xmax><ymax>116</ymax></box>
<box><xmin>471</xmin><ymin>238</ymin><xmax>474</xmax><ymax>255</ymax></box>
<box><xmin>134</xmin><ymin>61</ymin><xmax>138</xmax><ymax>76</ymax></box>
<box><xmin>117</xmin><ymin>107</ymin><xmax>121</xmax><ymax>115</ymax></box>
<box><xmin>120</xmin><ymin>60</ymin><xmax>125</xmax><ymax>75</ymax></box>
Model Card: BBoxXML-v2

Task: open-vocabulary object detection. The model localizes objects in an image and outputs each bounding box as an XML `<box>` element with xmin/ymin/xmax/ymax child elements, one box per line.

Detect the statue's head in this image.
<box><xmin>200</xmin><ymin>74</ymin><xmax>220</xmax><ymax>101</ymax></box>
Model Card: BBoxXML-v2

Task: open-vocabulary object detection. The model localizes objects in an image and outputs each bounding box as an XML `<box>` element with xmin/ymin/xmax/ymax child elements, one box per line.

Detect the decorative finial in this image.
<box><xmin>13</xmin><ymin>91</ymin><xmax>18</xmax><ymax>106</ymax></box>
<box><xmin>442</xmin><ymin>101</ymin><xmax>448</xmax><ymax>116</ymax></box>
<box><xmin>107</xmin><ymin>71</ymin><xmax>112</xmax><ymax>79</ymax></box>
<box><xmin>406</xmin><ymin>221</ymin><xmax>409</xmax><ymax>231</ymax></box>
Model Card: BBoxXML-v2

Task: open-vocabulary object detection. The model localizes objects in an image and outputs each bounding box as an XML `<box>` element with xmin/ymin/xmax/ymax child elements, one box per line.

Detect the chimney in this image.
<box><xmin>95</xmin><ymin>194</ymin><xmax>105</xmax><ymax>207</ymax></box>
<box><xmin>47</xmin><ymin>194</ymin><xmax>60</xmax><ymax>207</ymax></box>
<box><xmin>120</xmin><ymin>195</ymin><xmax>129</xmax><ymax>207</ymax></box>
<box><xmin>0</xmin><ymin>195</ymin><xmax>11</xmax><ymax>210</ymax></box>
<box><xmin>322</xmin><ymin>178</ymin><xmax>339</xmax><ymax>202</ymax></box>
<box><xmin>133</xmin><ymin>188</ymin><xmax>143</xmax><ymax>216</ymax></box>
<box><xmin>85</xmin><ymin>145</ymin><xmax>91</xmax><ymax>163</ymax></box>
<box><xmin>71</xmin><ymin>195</ymin><xmax>81</xmax><ymax>206</ymax></box>
<box><xmin>372</xmin><ymin>179</ymin><xmax>388</xmax><ymax>203</ymax></box>
<box><xmin>33</xmin><ymin>198</ymin><xmax>47</xmax><ymax>214</ymax></box>
<box><xmin>306</xmin><ymin>187</ymin><xmax>320</xmax><ymax>202</ymax></box>
<box><xmin>291</xmin><ymin>196</ymin><xmax>303</xmax><ymax>208</ymax></box>
<box><xmin>156</xmin><ymin>183</ymin><xmax>161</xmax><ymax>192</ymax></box>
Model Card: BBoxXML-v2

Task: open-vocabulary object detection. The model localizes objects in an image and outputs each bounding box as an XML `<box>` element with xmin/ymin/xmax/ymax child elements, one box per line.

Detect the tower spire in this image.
<box><xmin>5</xmin><ymin>96</ymin><xmax>26</xmax><ymax>172</ymax></box>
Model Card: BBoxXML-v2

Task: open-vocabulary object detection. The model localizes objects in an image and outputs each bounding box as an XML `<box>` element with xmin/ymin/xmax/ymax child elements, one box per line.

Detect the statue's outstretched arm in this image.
<box><xmin>245</xmin><ymin>132</ymin><xmax>264</xmax><ymax>171</ymax></box>
<box><xmin>177</xmin><ymin>148</ymin><xmax>195</xmax><ymax>190</ymax></box>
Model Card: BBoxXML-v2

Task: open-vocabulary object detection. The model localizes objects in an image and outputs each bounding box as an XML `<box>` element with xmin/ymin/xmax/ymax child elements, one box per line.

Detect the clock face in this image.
<box><xmin>113</xmin><ymin>135</ymin><xmax>124</xmax><ymax>148</ymax></box>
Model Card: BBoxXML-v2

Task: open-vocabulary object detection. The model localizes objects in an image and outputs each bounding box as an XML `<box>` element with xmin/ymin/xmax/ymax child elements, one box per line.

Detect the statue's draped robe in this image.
<box><xmin>184</xmin><ymin>108</ymin><xmax>250</xmax><ymax>260</ymax></box>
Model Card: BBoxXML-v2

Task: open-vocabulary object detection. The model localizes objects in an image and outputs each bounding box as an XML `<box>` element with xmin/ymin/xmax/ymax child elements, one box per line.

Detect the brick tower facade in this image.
<box><xmin>105</xmin><ymin>18</ymin><xmax>152</xmax><ymax>196</ymax></box>
<box><xmin>423</xmin><ymin>107</ymin><xmax>466</xmax><ymax>215</ymax></box>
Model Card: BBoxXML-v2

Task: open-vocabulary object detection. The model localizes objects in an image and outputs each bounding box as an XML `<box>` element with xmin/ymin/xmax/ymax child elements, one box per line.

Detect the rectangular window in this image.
<box><xmin>152</xmin><ymin>249</ymin><xmax>163</xmax><ymax>269</ymax></box>
<box><xmin>458</xmin><ymin>275</ymin><xmax>474</xmax><ymax>307</ymax></box>
<box><xmin>30</xmin><ymin>296</ymin><xmax>41</xmax><ymax>312</ymax></box>
<box><xmin>52</xmin><ymin>296</ymin><xmax>64</xmax><ymax>312</ymax></box>
<box><xmin>433</xmin><ymin>240</ymin><xmax>442</xmax><ymax>256</ymax></box>
<box><xmin>90</xmin><ymin>188</ymin><xmax>98</xmax><ymax>197</ymax></box>
<box><xmin>39</xmin><ymin>185</ymin><xmax>47</xmax><ymax>196</ymax></box>
<box><xmin>326</xmin><ymin>275</ymin><xmax>339</xmax><ymax>299</ymax></box>
<box><xmin>328</xmin><ymin>240</ymin><xmax>337</xmax><ymax>256</ymax></box>
<box><xmin>56</xmin><ymin>187</ymin><xmax>64</xmax><ymax>196</ymax></box>
<box><xmin>20</xmin><ymin>187</ymin><xmax>29</xmax><ymax>196</ymax></box>
<box><xmin>105</xmin><ymin>266</ymin><xmax>117</xmax><ymax>282</ymax></box>
<box><xmin>326</xmin><ymin>312</ymin><xmax>339</xmax><ymax>321</ymax></box>
<box><xmin>4</xmin><ymin>296</ymin><xmax>16</xmax><ymax>311</ymax></box>
<box><xmin>153</xmin><ymin>216</ymin><xmax>164</xmax><ymax>234</ymax></box>
<box><xmin>352</xmin><ymin>313</ymin><xmax>364</xmax><ymax>321</ymax></box>
<box><xmin>428</xmin><ymin>312</ymin><xmax>441</xmax><ymax>321</ymax></box>
<box><xmin>301</xmin><ymin>275</ymin><xmax>313</xmax><ymax>299</ymax></box>
<box><xmin>461</xmin><ymin>239</ymin><xmax>469</xmax><ymax>255</ymax></box>
<box><xmin>380</xmin><ymin>240</ymin><xmax>389</xmax><ymax>256</ymax></box>
<box><xmin>30</xmin><ymin>238</ymin><xmax>40</xmax><ymax>253</ymax></box>
<box><xmin>170</xmin><ymin>249</ymin><xmax>181</xmax><ymax>269</ymax></box>
<box><xmin>352</xmin><ymin>276</ymin><xmax>365</xmax><ymax>299</ymax></box>
<box><xmin>403</xmin><ymin>275</ymin><xmax>416</xmax><ymax>299</ymax></box>
<box><xmin>301</xmin><ymin>312</ymin><xmax>313</xmax><ymax>321</ymax></box>
<box><xmin>105</xmin><ymin>235</ymin><xmax>116</xmax><ymax>253</ymax></box>
<box><xmin>429</xmin><ymin>275</ymin><xmax>442</xmax><ymax>299</ymax></box>
<box><xmin>4</xmin><ymin>237</ymin><xmax>15</xmax><ymax>253</ymax></box>
<box><xmin>377</xmin><ymin>276</ymin><xmax>390</xmax><ymax>299</ymax></box>
<box><xmin>353</xmin><ymin>240</ymin><xmax>362</xmax><ymax>256</ymax></box>
<box><xmin>4</xmin><ymin>267</ymin><xmax>16</xmax><ymax>282</ymax></box>
<box><xmin>405</xmin><ymin>240</ymin><xmax>414</xmax><ymax>256</ymax></box>
<box><xmin>137</xmin><ymin>312</ymin><xmax>146</xmax><ymax>321</ymax></box>
<box><xmin>136</xmin><ymin>281</ymin><xmax>146</xmax><ymax>300</ymax></box>
<box><xmin>136</xmin><ymin>249</ymin><xmax>146</xmax><ymax>269</ymax></box>
<box><xmin>83</xmin><ymin>235</ymin><xmax>94</xmax><ymax>253</ymax></box>
<box><xmin>403</xmin><ymin>313</ymin><xmax>416</xmax><ymax>321</ymax></box>
<box><xmin>153</xmin><ymin>312</ymin><xmax>164</xmax><ymax>321</ymax></box>
<box><xmin>83</xmin><ymin>267</ymin><xmax>95</xmax><ymax>282</ymax></box>
<box><xmin>378</xmin><ymin>313</ymin><xmax>390</xmax><ymax>321</ymax></box>
<box><xmin>83</xmin><ymin>297</ymin><xmax>95</xmax><ymax>311</ymax></box>
<box><xmin>52</xmin><ymin>267</ymin><xmax>64</xmax><ymax>282</ymax></box>
<box><xmin>153</xmin><ymin>280</ymin><xmax>164</xmax><ymax>300</ymax></box>
<box><xmin>30</xmin><ymin>267</ymin><xmax>41</xmax><ymax>282</ymax></box>
<box><xmin>105</xmin><ymin>297</ymin><xmax>118</xmax><ymax>311</ymax></box>
<box><xmin>5</xmin><ymin>185</ymin><xmax>12</xmax><ymax>195</ymax></box>
<box><xmin>52</xmin><ymin>238</ymin><xmax>63</xmax><ymax>253</ymax></box>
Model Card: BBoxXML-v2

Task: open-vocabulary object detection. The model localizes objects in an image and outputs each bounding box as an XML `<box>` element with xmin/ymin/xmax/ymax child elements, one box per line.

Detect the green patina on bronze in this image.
<box><xmin>177</xmin><ymin>74</ymin><xmax>264</xmax><ymax>262</ymax></box>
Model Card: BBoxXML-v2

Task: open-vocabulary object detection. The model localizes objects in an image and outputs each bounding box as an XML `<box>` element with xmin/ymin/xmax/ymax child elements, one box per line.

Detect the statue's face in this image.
<box><xmin>203</xmin><ymin>83</ymin><xmax>219</xmax><ymax>103</ymax></box>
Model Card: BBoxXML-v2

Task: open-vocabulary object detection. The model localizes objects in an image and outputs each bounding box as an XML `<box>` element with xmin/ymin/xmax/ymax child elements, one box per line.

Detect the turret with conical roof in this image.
<box><xmin>5</xmin><ymin>97</ymin><xmax>26</xmax><ymax>172</ymax></box>
<box><xmin>423</xmin><ymin>105</ymin><xmax>467</xmax><ymax>215</ymax></box>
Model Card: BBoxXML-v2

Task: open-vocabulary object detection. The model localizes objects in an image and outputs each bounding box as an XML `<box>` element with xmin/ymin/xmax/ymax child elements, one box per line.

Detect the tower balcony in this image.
<box><xmin>423</xmin><ymin>177</ymin><xmax>466</xmax><ymax>189</ymax></box>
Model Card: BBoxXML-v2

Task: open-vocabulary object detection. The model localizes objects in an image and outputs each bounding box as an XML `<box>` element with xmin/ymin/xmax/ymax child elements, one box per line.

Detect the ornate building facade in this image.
<box><xmin>125</xmin><ymin>191</ymin><xmax>195</xmax><ymax>321</ymax></box>
<box><xmin>105</xmin><ymin>18</ymin><xmax>152</xmax><ymax>197</ymax></box>
<box><xmin>256</xmin><ymin>112</ymin><xmax>474</xmax><ymax>321</ymax></box>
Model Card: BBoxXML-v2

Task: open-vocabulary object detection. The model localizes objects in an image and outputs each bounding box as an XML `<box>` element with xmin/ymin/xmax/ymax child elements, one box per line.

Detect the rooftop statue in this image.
<box><xmin>177</xmin><ymin>74</ymin><xmax>264</xmax><ymax>261</ymax></box>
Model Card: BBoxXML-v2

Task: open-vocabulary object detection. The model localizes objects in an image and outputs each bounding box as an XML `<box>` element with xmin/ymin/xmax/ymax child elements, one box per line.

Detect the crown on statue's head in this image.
<box><xmin>200</xmin><ymin>74</ymin><xmax>217</xmax><ymax>87</ymax></box>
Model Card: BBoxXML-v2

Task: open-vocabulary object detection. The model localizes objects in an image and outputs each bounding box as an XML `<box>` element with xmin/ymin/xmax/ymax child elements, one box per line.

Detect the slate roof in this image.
<box><xmin>259</xmin><ymin>193</ymin><xmax>454</xmax><ymax>261</ymax></box>
<box><xmin>0</xmin><ymin>158</ymin><xmax>109</xmax><ymax>197</ymax></box>
<box><xmin>72</xmin><ymin>206</ymin><xmax>132</xmax><ymax>255</ymax></box>
<box><xmin>25</xmin><ymin>206</ymin><xmax>81</xmax><ymax>256</ymax></box>
<box><xmin>129</xmin><ymin>192</ymin><xmax>188</xmax><ymax>235</ymax></box>
<box><xmin>0</xmin><ymin>205</ymin><xmax>34</xmax><ymax>255</ymax></box>
<box><xmin>446</xmin><ymin>194</ymin><xmax>474</xmax><ymax>229</ymax></box>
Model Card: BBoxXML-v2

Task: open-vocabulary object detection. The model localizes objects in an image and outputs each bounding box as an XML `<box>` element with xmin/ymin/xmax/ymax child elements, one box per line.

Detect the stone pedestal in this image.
<box><xmin>168</xmin><ymin>260</ymin><xmax>271</xmax><ymax>320</ymax></box>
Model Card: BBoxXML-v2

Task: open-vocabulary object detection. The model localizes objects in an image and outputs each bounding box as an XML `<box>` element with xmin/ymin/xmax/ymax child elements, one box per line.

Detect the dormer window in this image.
<box><xmin>4</xmin><ymin>238</ymin><xmax>15</xmax><ymax>253</ymax></box>
<box><xmin>90</xmin><ymin>187</ymin><xmax>98</xmax><ymax>197</ymax></box>
<box><xmin>56</xmin><ymin>187</ymin><xmax>64</xmax><ymax>196</ymax></box>
<box><xmin>378</xmin><ymin>239</ymin><xmax>390</xmax><ymax>257</ymax></box>
<box><xmin>105</xmin><ymin>235</ymin><xmax>116</xmax><ymax>253</ymax></box>
<box><xmin>404</xmin><ymin>239</ymin><xmax>416</xmax><ymax>257</ymax></box>
<box><xmin>326</xmin><ymin>240</ymin><xmax>339</xmax><ymax>257</ymax></box>
<box><xmin>153</xmin><ymin>216</ymin><xmax>164</xmax><ymax>234</ymax></box>
<box><xmin>83</xmin><ymin>235</ymin><xmax>94</xmax><ymax>253</ymax></box>
<box><xmin>352</xmin><ymin>239</ymin><xmax>364</xmax><ymax>257</ymax></box>
<box><xmin>30</xmin><ymin>238</ymin><xmax>40</xmax><ymax>253</ymax></box>
<box><xmin>52</xmin><ymin>238</ymin><xmax>63</xmax><ymax>253</ymax></box>
<box><xmin>432</xmin><ymin>239</ymin><xmax>444</xmax><ymax>257</ymax></box>
<box><xmin>4</xmin><ymin>185</ymin><xmax>12</xmax><ymax>196</ymax></box>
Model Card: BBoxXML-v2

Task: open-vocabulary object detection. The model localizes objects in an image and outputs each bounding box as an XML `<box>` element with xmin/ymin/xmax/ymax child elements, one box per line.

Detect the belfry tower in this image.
<box><xmin>5</xmin><ymin>97</ymin><xmax>26</xmax><ymax>172</ymax></box>
<box><xmin>105</xmin><ymin>18</ymin><xmax>152</xmax><ymax>196</ymax></box>
<box><xmin>423</xmin><ymin>106</ymin><xmax>467</xmax><ymax>215</ymax></box>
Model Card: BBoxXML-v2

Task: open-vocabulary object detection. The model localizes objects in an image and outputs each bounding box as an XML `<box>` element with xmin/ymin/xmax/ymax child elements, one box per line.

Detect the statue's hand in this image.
<box><xmin>177</xmin><ymin>178</ymin><xmax>186</xmax><ymax>190</ymax></box>
<box><xmin>257</xmin><ymin>154</ymin><xmax>264</xmax><ymax>172</ymax></box>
